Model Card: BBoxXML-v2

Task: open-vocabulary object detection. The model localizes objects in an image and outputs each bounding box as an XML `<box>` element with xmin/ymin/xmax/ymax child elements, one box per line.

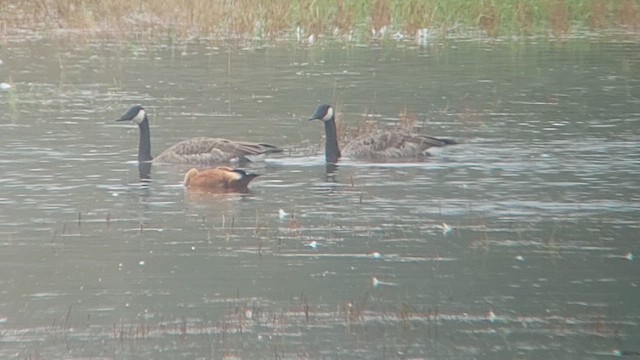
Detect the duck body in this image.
<box><xmin>183</xmin><ymin>167</ymin><xmax>259</xmax><ymax>191</ymax></box>
<box><xmin>117</xmin><ymin>105</ymin><xmax>281</xmax><ymax>166</ymax></box>
<box><xmin>309</xmin><ymin>104</ymin><xmax>456</xmax><ymax>163</ymax></box>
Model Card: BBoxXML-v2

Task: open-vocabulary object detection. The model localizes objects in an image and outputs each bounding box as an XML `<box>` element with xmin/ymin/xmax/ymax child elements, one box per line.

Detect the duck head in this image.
<box><xmin>308</xmin><ymin>104</ymin><xmax>335</xmax><ymax>122</ymax></box>
<box><xmin>117</xmin><ymin>105</ymin><xmax>147</xmax><ymax>125</ymax></box>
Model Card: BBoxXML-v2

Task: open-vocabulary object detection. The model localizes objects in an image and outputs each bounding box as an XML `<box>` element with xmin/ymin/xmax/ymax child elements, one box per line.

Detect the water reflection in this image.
<box><xmin>183</xmin><ymin>187</ymin><xmax>255</xmax><ymax>203</ymax></box>
<box><xmin>324</xmin><ymin>163</ymin><xmax>339</xmax><ymax>181</ymax></box>
<box><xmin>138</xmin><ymin>161</ymin><xmax>152</xmax><ymax>181</ymax></box>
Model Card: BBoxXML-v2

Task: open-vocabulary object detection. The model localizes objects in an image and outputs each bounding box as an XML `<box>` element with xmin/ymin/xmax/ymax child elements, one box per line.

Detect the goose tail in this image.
<box><xmin>230</xmin><ymin>169</ymin><xmax>260</xmax><ymax>189</ymax></box>
<box><xmin>422</xmin><ymin>135</ymin><xmax>458</xmax><ymax>147</ymax></box>
<box><xmin>258</xmin><ymin>143</ymin><xmax>284</xmax><ymax>154</ymax></box>
<box><xmin>438</xmin><ymin>138</ymin><xmax>457</xmax><ymax>146</ymax></box>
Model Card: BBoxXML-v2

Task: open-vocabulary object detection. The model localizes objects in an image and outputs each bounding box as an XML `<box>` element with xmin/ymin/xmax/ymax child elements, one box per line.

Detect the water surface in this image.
<box><xmin>0</xmin><ymin>37</ymin><xmax>639</xmax><ymax>359</ymax></box>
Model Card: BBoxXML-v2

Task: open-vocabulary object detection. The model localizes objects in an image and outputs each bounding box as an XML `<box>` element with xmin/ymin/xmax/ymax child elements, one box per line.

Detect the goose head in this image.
<box><xmin>117</xmin><ymin>105</ymin><xmax>153</xmax><ymax>163</ymax></box>
<box><xmin>308</xmin><ymin>104</ymin><xmax>335</xmax><ymax>122</ymax></box>
<box><xmin>117</xmin><ymin>105</ymin><xmax>147</xmax><ymax>125</ymax></box>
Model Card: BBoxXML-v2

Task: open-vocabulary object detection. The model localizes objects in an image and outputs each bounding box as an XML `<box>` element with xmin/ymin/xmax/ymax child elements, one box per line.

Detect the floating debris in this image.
<box><xmin>372</xmin><ymin>276</ymin><xmax>397</xmax><ymax>288</ymax></box>
<box><xmin>0</xmin><ymin>82</ymin><xmax>11</xmax><ymax>91</ymax></box>
<box><xmin>416</xmin><ymin>28</ymin><xmax>431</xmax><ymax>46</ymax></box>
<box><xmin>138</xmin><ymin>260</ymin><xmax>145</xmax><ymax>266</ymax></box>
<box><xmin>607</xmin><ymin>252</ymin><xmax>635</xmax><ymax>261</ymax></box>
<box><xmin>370</xmin><ymin>251</ymin><xmax>383</xmax><ymax>259</ymax></box>
<box><xmin>439</xmin><ymin>223</ymin><xmax>454</xmax><ymax>236</ymax></box>
<box><xmin>278</xmin><ymin>208</ymin><xmax>289</xmax><ymax>220</ymax></box>
<box><xmin>488</xmin><ymin>310</ymin><xmax>497</xmax><ymax>323</ymax></box>
<box><xmin>515</xmin><ymin>255</ymin><xmax>525</xmax><ymax>261</ymax></box>
<box><xmin>305</xmin><ymin>241</ymin><xmax>318</xmax><ymax>250</ymax></box>
<box><xmin>295</xmin><ymin>26</ymin><xmax>303</xmax><ymax>42</ymax></box>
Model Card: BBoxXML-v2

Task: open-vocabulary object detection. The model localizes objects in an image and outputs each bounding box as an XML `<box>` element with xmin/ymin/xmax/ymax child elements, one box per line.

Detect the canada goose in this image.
<box><xmin>117</xmin><ymin>105</ymin><xmax>282</xmax><ymax>166</ymax></box>
<box><xmin>183</xmin><ymin>167</ymin><xmax>259</xmax><ymax>191</ymax></box>
<box><xmin>308</xmin><ymin>104</ymin><xmax>456</xmax><ymax>163</ymax></box>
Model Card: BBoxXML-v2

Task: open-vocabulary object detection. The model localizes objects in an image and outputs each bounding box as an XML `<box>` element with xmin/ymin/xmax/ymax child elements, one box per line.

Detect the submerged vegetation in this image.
<box><xmin>1</xmin><ymin>0</ymin><xmax>639</xmax><ymax>41</ymax></box>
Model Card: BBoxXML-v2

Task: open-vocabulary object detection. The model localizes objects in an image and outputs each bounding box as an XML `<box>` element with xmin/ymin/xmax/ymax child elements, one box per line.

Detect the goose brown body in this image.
<box><xmin>342</xmin><ymin>131</ymin><xmax>455</xmax><ymax>159</ymax></box>
<box><xmin>308</xmin><ymin>104</ymin><xmax>456</xmax><ymax>163</ymax></box>
<box><xmin>183</xmin><ymin>167</ymin><xmax>259</xmax><ymax>191</ymax></box>
<box><xmin>154</xmin><ymin>137</ymin><xmax>280</xmax><ymax>165</ymax></box>
<box><xmin>117</xmin><ymin>105</ymin><xmax>281</xmax><ymax>166</ymax></box>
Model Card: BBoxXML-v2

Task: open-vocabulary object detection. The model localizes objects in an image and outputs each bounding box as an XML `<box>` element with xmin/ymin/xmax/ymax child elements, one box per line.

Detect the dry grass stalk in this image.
<box><xmin>395</xmin><ymin>106</ymin><xmax>419</xmax><ymax>132</ymax></box>
<box><xmin>516</xmin><ymin>1</ymin><xmax>535</xmax><ymax>35</ymax></box>
<box><xmin>618</xmin><ymin>0</ymin><xmax>640</xmax><ymax>29</ymax></box>
<box><xmin>403</xmin><ymin>0</ymin><xmax>434</xmax><ymax>35</ymax></box>
<box><xmin>546</xmin><ymin>0</ymin><xmax>571</xmax><ymax>37</ymax></box>
<box><xmin>343</xmin><ymin>301</ymin><xmax>364</xmax><ymax>324</ymax></box>
<box><xmin>187</xmin><ymin>0</ymin><xmax>226</xmax><ymax>36</ymax></box>
<box><xmin>300</xmin><ymin>0</ymin><xmax>328</xmax><ymax>37</ymax></box>
<box><xmin>477</xmin><ymin>2</ymin><xmax>501</xmax><ymax>37</ymax></box>
<box><xmin>333</xmin><ymin>103</ymin><xmax>347</xmax><ymax>140</ymax></box>
<box><xmin>341</xmin><ymin>109</ymin><xmax>379</xmax><ymax>143</ymax></box>
<box><xmin>2</xmin><ymin>0</ymin><xmax>639</xmax><ymax>41</ymax></box>
<box><xmin>228</xmin><ymin>0</ymin><xmax>257</xmax><ymax>38</ymax></box>
<box><xmin>334</xmin><ymin>0</ymin><xmax>356</xmax><ymax>35</ymax></box>
<box><xmin>371</xmin><ymin>0</ymin><xmax>391</xmax><ymax>36</ymax></box>
<box><xmin>589</xmin><ymin>0</ymin><xmax>609</xmax><ymax>29</ymax></box>
<box><xmin>263</xmin><ymin>0</ymin><xmax>291</xmax><ymax>39</ymax></box>
<box><xmin>335</xmin><ymin>105</ymin><xmax>422</xmax><ymax>146</ymax></box>
<box><xmin>457</xmin><ymin>105</ymin><xmax>486</xmax><ymax>127</ymax></box>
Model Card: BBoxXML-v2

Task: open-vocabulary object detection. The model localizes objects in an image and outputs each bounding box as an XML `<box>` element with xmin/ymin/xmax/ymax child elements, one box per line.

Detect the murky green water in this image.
<box><xmin>1</xmin><ymin>36</ymin><xmax>639</xmax><ymax>359</ymax></box>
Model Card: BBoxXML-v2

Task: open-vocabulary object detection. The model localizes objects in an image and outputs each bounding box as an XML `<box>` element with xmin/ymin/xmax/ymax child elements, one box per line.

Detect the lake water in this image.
<box><xmin>0</xmin><ymin>35</ymin><xmax>639</xmax><ymax>359</ymax></box>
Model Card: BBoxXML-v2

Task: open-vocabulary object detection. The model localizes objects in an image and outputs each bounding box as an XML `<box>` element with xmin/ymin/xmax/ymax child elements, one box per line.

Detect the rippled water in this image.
<box><xmin>0</xmin><ymin>37</ymin><xmax>639</xmax><ymax>359</ymax></box>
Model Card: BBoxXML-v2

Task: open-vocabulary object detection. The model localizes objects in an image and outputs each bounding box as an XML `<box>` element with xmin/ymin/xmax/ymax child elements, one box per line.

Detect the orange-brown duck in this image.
<box><xmin>182</xmin><ymin>167</ymin><xmax>259</xmax><ymax>191</ymax></box>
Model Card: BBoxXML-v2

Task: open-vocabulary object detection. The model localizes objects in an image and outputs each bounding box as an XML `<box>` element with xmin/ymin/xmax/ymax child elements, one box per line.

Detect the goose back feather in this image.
<box><xmin>342</xmin><ymin>131</ymin><xmax>456</xmax><ymax>159</ymax></box>
<box><xmin>155</xmin><ymin>137</ymin><xmax>281</xmax><ymax>166</ymax></box>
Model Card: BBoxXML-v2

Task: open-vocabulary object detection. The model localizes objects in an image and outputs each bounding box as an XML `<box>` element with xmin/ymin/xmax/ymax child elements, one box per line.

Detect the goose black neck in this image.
<box><xmin>138</xmin><ymin>162</ymin><xmax>152</xmax><ymax>182</ymax></box>
<box><xmin>138</xmin><ymin>117</ymin><xmax>153</xmax><ymax>163</ymax></box>
<box><xmin>323</xmin><ymin>118</ymin><xmax>341</xmax><ymax>164</ymax></box>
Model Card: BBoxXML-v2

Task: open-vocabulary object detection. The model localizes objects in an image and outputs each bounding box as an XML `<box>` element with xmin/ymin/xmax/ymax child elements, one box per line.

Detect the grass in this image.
<box><xmin>0</xmin><ymin>0</ymin><xmax>638</xmax><ymax>41</ymax></box>
<box><xmin>332</xmin><ymin>105</ymin><xmax>426</xmax><ymax>148</ymax></box>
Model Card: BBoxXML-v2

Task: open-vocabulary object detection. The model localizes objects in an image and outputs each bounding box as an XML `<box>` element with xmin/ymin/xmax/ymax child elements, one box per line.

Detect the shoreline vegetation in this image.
<box><xmin>1</xmin><ymin>0</ymin><xmax>639</xmax><ymax>43</ymax></box>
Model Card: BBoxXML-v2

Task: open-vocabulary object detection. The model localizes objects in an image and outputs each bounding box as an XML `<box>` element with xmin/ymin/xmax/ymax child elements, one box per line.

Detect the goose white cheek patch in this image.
<box><xmin>323</xmin><ymin>107</ymin><xmax>334</xmax><ymax>121</ymax></box>
<box><xmin>133</xmin><ymin>109</ymin><xmax>146</xmax><ymax>124</ymax></box>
